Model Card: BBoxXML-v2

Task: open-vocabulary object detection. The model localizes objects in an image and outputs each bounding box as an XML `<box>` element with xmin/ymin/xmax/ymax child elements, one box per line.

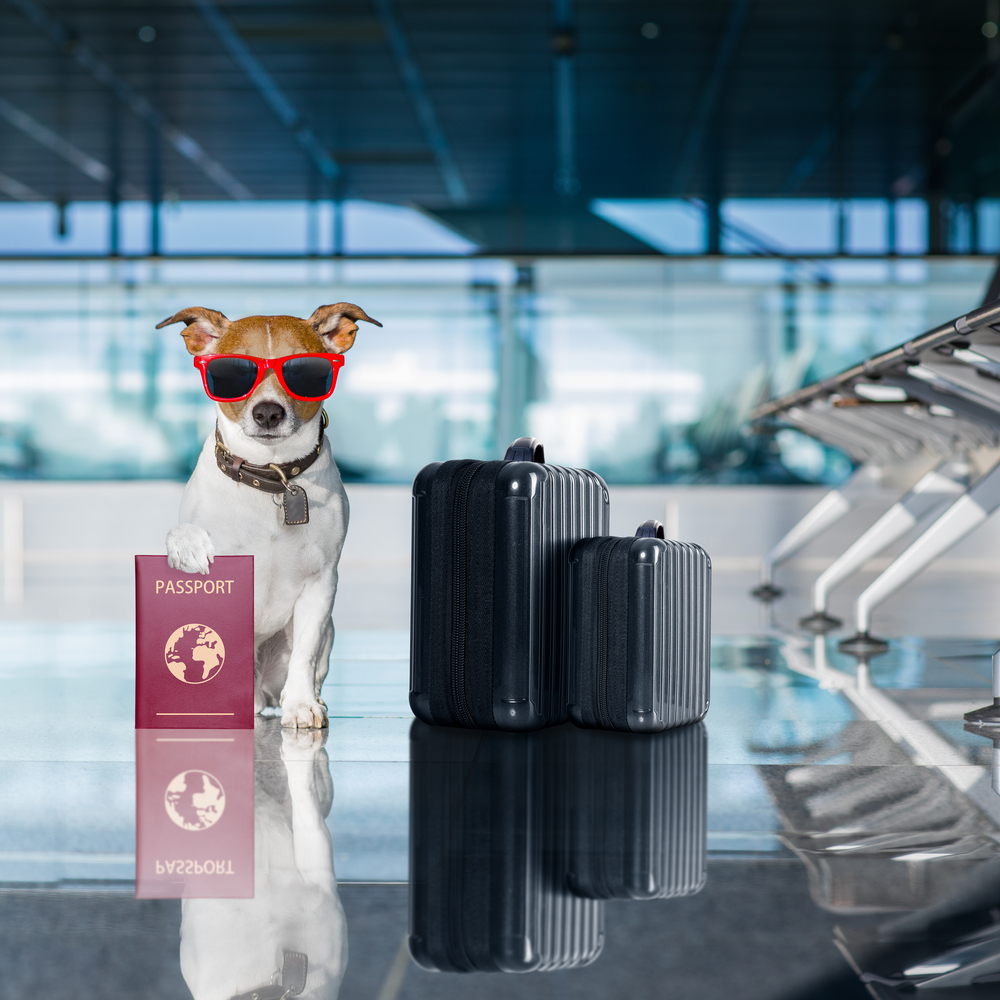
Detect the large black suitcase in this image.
<box><xmin>564</xmin><ymin>723</ymin><xmax>708</xmax><ymax>900</ymax></box>
<box><xmin>410</xmin><ymin>437</ymin><xmax>609</xmax><ymax>731</ymax></box>
<box><xmin>568</xmin><ymin>519</ymin><xmax>711</xmax><ymax>732</ymax></box>
<box><xmin>408</xmin><ymin>721</ymin><xmax>605</xmax><ymax>973</ymax></box>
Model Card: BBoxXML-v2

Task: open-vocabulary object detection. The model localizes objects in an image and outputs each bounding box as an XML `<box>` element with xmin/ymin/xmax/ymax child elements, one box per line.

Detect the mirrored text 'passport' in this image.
<box><xmin>135</xmin><ymin>729</ymin><xmax>254</xmax><ymax>898</ymax></box>
<box><xmin>135</xmin><ymin>555</ymin><xmax>254</xmax><ymax>729</ymax></box>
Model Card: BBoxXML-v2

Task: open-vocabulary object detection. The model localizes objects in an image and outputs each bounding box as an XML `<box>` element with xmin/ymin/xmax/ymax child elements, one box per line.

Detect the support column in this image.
<box><xmin>108</xmin><ymin>95</ymin><xmax>120</xmax><ymax>256</ymax></box>
<box><xmin>552</xmin><ymin>0</ymin><xmax>579</xmax><ymax>197</ymax></box>
<box><xmin>927</xmin><ymin>123</ymin><xmax>948</xmax><ymax>256</ymax></box>
<box><xmin>148</xmin><ymin>124</ymin><xmax>161</xmax><ymax>256</ymax></box>
<box><xmin>332</xmin><ymin>175</ymin><xmax>345</xmax><ymax>257</ymax></box>
<box><xmin>781</xmin><ymin>270</ymin><xmax>798</xmax><ymax>354</ymax></box>
<box><xmin>705</xmin><ymin>117</ymin><xmax>723</xmax><ymax>254</ymax></box>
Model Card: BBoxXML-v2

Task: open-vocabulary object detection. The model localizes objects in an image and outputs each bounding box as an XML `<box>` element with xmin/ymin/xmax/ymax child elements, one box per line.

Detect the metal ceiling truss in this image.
<box><xmin>6</xmin><ymin>0</ymin><xmax>252</xmax><ymax>200</ymax></box>
<box><xmin>193</xmin><ymin>0</ymin><xmax>340</xmax><ymax>185</ymax></box>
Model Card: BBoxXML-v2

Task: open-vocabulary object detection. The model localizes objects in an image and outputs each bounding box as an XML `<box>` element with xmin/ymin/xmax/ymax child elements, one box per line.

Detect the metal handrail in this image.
<box><xmin>751</xmin><ymin>297</ymin><xmax>1000</xmax><ymax>420</ymax></box>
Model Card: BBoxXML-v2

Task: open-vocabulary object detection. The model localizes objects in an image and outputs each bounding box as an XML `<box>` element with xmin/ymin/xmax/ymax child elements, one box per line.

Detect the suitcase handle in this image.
<box><xmin>635</xmin><ymin>519</ymin><xmax>665</xmax><ymax>538</ymax></box>
<box><xmin>504</xmin><ymin>437</ymin><xmax>545</xmax><ymax>463</ymax></box>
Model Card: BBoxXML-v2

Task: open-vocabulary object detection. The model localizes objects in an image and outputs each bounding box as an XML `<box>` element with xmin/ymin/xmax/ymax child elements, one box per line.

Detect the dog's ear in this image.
<box><xmin>156</xmin><ymin>307</ymin><xmax>231</xmax><ymax>355</ymax></box>
<box><xmin>307</xmin><ymin>302</ymin><xmax>382</xmax><ymax>353</ymax></box>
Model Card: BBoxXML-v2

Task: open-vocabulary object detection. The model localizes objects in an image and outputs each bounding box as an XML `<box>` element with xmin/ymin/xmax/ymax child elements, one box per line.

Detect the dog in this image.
<box><xmin>179</xmin><ymin>722</ymin><xmax>347</xmax><ymax>1000</ymax></box>
<box><xmin>160</xmin><ymin>303</ymin><xmax>381</xmax><ymax>728</ymax></box>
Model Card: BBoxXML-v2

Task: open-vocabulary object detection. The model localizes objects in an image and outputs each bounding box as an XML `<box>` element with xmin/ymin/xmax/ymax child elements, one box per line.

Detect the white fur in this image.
<box><xmin>166</xmin><ymin>383</ymin><xmax>347</xmax><ymax>728</ymax></box>
<box><xmin>180</xmin><ymin>725</ymin><xmax>347</xmax><ymax>1000</ymax></box>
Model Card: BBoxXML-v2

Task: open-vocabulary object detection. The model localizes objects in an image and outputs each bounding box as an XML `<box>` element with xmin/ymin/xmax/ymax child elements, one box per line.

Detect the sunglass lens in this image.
<box><xmin>205</xmin><ymin>357</ymin><xmax>258</xmax><ymax>399</ymax></box>
<box><xmin>281</xmin><ymin>356</ymin><xmax>334</xmax><ymax>398</ymax></box>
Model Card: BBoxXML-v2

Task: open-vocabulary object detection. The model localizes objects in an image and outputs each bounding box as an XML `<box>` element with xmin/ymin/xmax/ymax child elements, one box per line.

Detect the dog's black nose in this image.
<box><xmin>252</xmin><ymin>401</ymin><xmax>286</xmax><ymax>430</ymax></box>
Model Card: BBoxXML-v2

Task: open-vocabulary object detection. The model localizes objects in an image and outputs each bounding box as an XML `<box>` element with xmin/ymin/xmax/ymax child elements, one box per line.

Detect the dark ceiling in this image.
<box><xmin>0</xmin><ymin>0</ymin><xmax>997</xmax><ymax>213</ymax></box>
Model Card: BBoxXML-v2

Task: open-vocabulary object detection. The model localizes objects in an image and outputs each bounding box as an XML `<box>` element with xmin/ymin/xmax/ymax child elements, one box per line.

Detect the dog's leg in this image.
<box><xmin>255</xmin><ymin>627</ymin><xmax>291</xmax><ymax>715</ymax></box>
<box><xmin>314</xmin><ymin>616</ymin><xmax>333</xmax><ymax>699</ymax></box>
<box><xmin>166</xmin><ymin>523</ymin><xmax>215</xmax><ymax>575</ymax></box>
<box><xmin>280</xmin><ymin>571</ymin><xmax>336</xmax><ymax>728</ymax></box>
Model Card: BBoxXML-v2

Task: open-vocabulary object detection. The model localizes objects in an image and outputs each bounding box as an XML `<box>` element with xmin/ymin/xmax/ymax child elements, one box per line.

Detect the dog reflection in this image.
<box><xmin>179</xmin><ymin>723</ymin><xmax>346</xmax><ymax>1000</ymax></box>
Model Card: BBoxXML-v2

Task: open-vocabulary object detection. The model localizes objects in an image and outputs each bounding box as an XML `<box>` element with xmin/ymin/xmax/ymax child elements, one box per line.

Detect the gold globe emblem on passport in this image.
<box><xmin>164</xmin><ymin>623</ymin><xmax>226</xmax><ymax>684</ymax></box>
<box><xmin>164</xmin><ymin>769</ymin><xmax>227</xmax><ymax>831</ymax></box>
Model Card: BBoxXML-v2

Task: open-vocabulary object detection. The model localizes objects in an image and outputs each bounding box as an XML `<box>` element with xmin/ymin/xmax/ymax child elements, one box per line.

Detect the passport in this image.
<box><xmin>135</xmin><ymin>554</ymin><xmax>254</xmax><ymax>729</ymax></box>
<box><xmin>135</xmin><ymin>729</ymin><xmax>254</xmax><ymax>898</ymax></box>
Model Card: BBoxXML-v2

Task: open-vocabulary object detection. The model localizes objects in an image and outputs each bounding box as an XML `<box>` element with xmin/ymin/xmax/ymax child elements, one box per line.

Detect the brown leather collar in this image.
<box><xmin>215</xmin><ymin>411</ymin><xmax>327</xmax><ymax>496</ymax></box>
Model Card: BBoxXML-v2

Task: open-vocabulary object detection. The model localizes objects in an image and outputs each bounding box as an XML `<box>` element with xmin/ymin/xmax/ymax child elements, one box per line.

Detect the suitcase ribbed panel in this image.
<box><xmin>568</xmin><ymin>533</ymin><xmax>710</xmax><ymax>732</ymax></box>
<box><xmin>537</xmin><ymin>466</ymin><xmax>609</xmax><ymax>728</ymax></box>
<box><xmin>409</xmin><ymin>722</ymin><xmax>605</xmax><ymax>973</ymax></box>
<box><xmin>661</xmin><ymin>541</ymin><xmax>711</xmax><ymax>729</ymax></box>
<box><xmin>534</xmin><ymin>889</ymin><xmax>605</xmax><ymax>970</ymax></box>
<box><xmin>565</xmin><ymin>724</ymin><xmax>707</xmax><ymax>901</ymax></box>
<box><xmin>411</xmin><ymin>457</ymin><xmax>608</xmax><ymax>731</ymax></box>
<box><xmin>657</xmin><ymin>722</ymin><xmax>708</xmax><ymax>898</ymax></box>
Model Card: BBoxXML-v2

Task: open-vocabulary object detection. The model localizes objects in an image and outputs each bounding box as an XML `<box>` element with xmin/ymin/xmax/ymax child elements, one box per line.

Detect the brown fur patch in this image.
<box><xmin>213</xmin><ymin>316</ymin><xmax>327</xmax><ymax>422</ymax></box>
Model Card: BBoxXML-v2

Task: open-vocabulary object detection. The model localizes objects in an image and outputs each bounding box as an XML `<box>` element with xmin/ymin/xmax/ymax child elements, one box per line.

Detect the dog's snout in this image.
<box><xmin>252</xmin><ymin>401</ymin><xmax>286</xmax><ymax>430</ymax></box>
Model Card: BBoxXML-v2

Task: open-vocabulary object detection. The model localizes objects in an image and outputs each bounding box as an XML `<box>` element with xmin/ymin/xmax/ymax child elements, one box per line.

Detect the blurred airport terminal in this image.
<box><xmin>1</xmin><ymin>0</ymin><xmax>1000</xmax><ymax>490</ymax></box>
<box><xmin>10</xmin><ymin>3</ymin><xmax>1000</xmax><ymax>999</ymax></box>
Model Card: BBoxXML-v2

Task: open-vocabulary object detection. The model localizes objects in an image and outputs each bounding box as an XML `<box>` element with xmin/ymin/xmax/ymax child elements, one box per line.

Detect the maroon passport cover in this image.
<box><xmin>135</xmin><ymin>729</ymin><xmax>254</xmax><ymax>898</ymax></box>
<box><xmin>135</xmin><ymin>555</ymin><xmax>254</xmax><ymax>729</ymax></box>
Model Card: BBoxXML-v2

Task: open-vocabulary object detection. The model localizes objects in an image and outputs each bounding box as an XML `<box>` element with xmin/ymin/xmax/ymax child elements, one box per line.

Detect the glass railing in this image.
<box><xmin>0</xmin><ymin>255</ymin><xmax>993</xmax><ymax>484</ymax></box>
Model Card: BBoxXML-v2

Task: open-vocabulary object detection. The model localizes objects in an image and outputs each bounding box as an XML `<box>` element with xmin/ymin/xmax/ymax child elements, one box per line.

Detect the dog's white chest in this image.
<box><xmin>179</xmin><ymin>434</ymin><xmax>348</xmax><ymax>641</ymax></box>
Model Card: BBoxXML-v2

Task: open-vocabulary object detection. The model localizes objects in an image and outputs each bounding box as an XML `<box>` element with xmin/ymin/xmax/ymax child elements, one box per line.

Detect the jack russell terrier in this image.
<box><xmin>160</xmin><ymin>303</ymin><xmax>381</xmax><ymax>728</ymax></box>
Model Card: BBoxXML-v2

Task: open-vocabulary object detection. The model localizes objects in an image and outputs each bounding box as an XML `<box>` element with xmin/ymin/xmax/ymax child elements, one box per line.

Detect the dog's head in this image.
<box><xmin>157</xmin><ymin>304</ymin><xmax>381</xmax><ymax>443</ymax></box>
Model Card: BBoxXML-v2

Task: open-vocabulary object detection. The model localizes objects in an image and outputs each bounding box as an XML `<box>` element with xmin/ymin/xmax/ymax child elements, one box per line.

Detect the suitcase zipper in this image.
<box><xmin>450</xmin><ymin>463</ymin><xmax>478</xmax><ymax>727</ymax></box>
<box><xmin>595</xmin><ymin>537</ymin><xmax>616</xmax><ymax>730</ymax></box>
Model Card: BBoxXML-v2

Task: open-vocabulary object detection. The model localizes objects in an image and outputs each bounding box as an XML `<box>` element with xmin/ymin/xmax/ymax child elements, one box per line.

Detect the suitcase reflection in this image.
<box><xmin>408</xmin><ymin>719</ymin><xmax>707</xmax><ymax>973</ymax></box>
<box><xmin>135</xmin><ymin>724</ymin><xmax>346</xmax><ymax>1000</ymax></box>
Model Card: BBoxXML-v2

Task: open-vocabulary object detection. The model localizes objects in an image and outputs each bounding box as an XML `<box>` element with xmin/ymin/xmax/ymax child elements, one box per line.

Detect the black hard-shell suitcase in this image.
<box><xmin>410</xmin><ymin>437</ymin><xmax>609</xmax><ymax>731</ymax></box>
<box><xmin>564</xmin><ymin>722</ymin><xmax>708</xmax><ymax>900</ymax></box>
<box><xmin>408</xmin><ymin>721</ymin><xmax>604</xmax><ymax>973</ymax></box>
<box><xmin>568</xmin><ymin>519</ymin><xmax>711</xmax><ymax>732</ymax></box>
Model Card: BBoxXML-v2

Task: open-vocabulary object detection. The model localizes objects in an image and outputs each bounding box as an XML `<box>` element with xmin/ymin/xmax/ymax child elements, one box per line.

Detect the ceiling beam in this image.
<box><xmin>0</xmin><ymin>95</ymin><xmax>145</xmax><ymax>199</ymax></box>
<box><xmin>669</xmin><ymin>0</ymin><xmax>752</xmax><ymax>196</ymax></box>
<box><xmin>0</xmin><ymin>171</ymin><xmax>43</xmax><ymax>201</ymax></box>
<box><xmin>0</xmin><ymin>95</ymin><xmax>110</xmax><ymax>185</ymax></box>
<box><xmin>6</xmin><ymin>0</ymin><xmax>253</xmax><ymax>200</ymax></box>
<box><xmin>372</xmin><ymin>0</ymin><xmax>468</xmax><ymax>204</ymax></box>
<box><xmin>193</xmin><ymin>0</ymin><xmax>339</xmax><ymax>183</ymax></box>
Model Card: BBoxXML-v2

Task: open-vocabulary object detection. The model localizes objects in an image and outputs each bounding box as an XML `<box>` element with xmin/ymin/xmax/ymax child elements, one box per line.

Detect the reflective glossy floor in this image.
<box><xmin>6</xmin><ymin>615</ymin><xmax>1000</xmax><ymax>999</ymax></box>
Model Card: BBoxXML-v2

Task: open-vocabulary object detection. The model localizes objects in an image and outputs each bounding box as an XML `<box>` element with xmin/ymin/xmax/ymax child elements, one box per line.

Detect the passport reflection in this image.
<box><xmin>135</xmin><ymin>722</ymin><xmax>347</xmax><ymax>1000</ymax></box>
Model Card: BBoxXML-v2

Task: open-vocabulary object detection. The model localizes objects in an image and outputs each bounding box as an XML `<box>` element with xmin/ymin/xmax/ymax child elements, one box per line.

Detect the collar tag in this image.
<box><xmin>282</xmin><ymin>485</ymin><xmax>309</xmax><ymax>525</ymax></box>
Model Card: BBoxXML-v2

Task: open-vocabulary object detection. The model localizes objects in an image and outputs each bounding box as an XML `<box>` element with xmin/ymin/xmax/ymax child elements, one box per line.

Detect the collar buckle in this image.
<box><xmin>268</xmin><ymin>463</ymin><xmax>290</xmax><ymax>490</ymax></box>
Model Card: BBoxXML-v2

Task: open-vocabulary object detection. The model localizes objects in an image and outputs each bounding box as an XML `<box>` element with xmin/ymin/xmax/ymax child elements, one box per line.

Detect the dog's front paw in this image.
<box><xmin>166</xmin><ymin>523</ymin><xmax>215</xmax><ymax>575</ymax></box>
<box><xmin>281</xmin><ymin>697</ymin><xmax>329</xmax><ymax>730</ymax></box>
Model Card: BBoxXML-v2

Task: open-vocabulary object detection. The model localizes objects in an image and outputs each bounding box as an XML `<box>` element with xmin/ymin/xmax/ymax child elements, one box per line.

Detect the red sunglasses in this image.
<box><xmin>193</xmin><ymin>353</ymin><xmax>345</xmax><ymax>402</ymax></box>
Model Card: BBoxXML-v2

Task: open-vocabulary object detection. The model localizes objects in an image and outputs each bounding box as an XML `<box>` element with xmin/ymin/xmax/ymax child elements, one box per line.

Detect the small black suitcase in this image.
<box><xmin>410</xmin><ymin>437</ymin><xmax>609</xmax><ymax>731</ymax></box>
<box><xmin>408</xmin><ymin>721</ymin><xmax>605</xmax><ymax>973</ymax></box>
<box><xmin>568</xmin><ymin>519</ymin><xmax>711</xmax><ymax>732</ymax></box>
<box><xmin>564</xmin><ymin>722</ymin><xmax>708</xmax><ymax>900</ymax></box>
